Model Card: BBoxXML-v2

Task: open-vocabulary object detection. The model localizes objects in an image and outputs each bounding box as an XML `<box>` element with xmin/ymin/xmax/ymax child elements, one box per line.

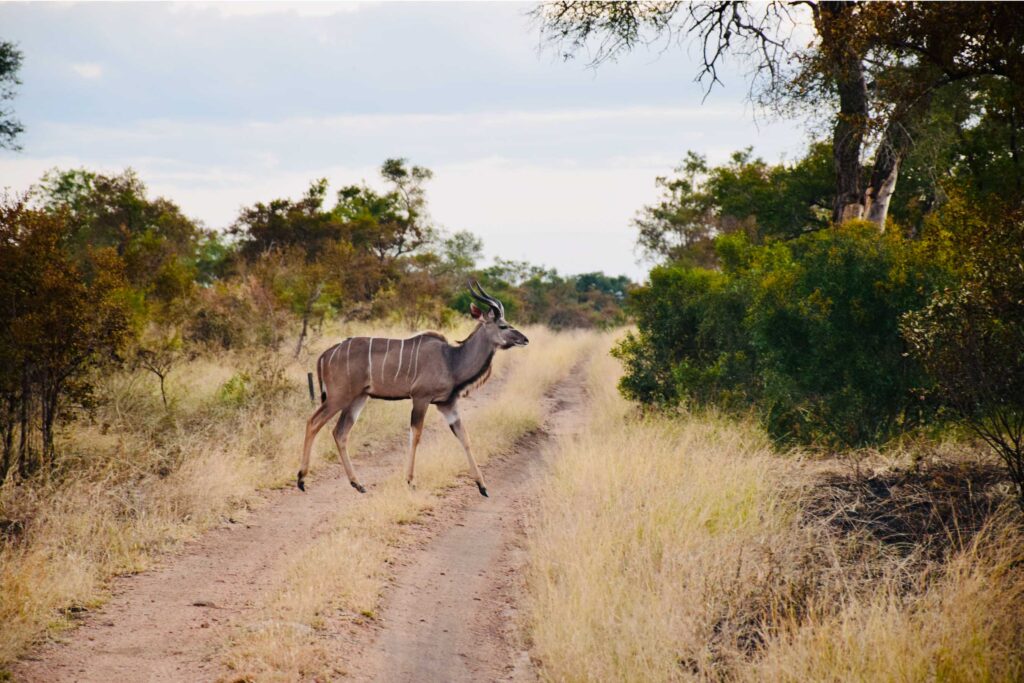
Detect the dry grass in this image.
<box><xmin>525</xmin><ymin>334</ymin><xmax>1024</xmax><ymax>682</ymax></box>
<box><xmin>747</xmin><ymin>521</ymin><xmax>1024</xmax><ymax>682</ymax></box>
<box><xmin>220</xmin><ymin>326</ymin><xmax>599</xmax><ymax>681</ymax></box>
<box><xmin>0</xmin><ymin>319</ymin><xmax>448</xmax><ymax>669</ymax></box>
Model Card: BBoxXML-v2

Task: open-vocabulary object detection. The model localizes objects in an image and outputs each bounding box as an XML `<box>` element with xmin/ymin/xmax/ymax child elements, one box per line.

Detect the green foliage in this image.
<box><xmin>470</xmin><ymin>262</ymin><xmax>630</xmax><ymax>330</ymax></box>
<box><xmin>745</xmin><ymin>222</ymin><xmax>946</xmax><ymax>445</ymax></box>
<box><xmin>232</xmin><ymin>179</ymin><xmax>342</xmax><ymax>260</ymax></box>
<box><xmin>613</xmin><ymin>263</ymin><xmax>752</xmax><ymax>408</ymax></box>
<box><xmin>635</xmin><ymin>145</ymin><xmax>834</xmax><ymax>267</ymax></box>
<box><xmin>214</xmin><ymin>354</ymin><xmax>291</xmax><ymax>409</ymax></box>
<box><xmin>215</xmin><ymin>372</ymin><xmax>252</xmax><ymax>408</ymax></box>
<box><xmin>892</xmin><ymin>78</ymin><xmax>1024</xmax><ymax>233</ymax></box>
<box><xmin>617</xmin><ymin>223</ymin><xmax>948</xmax><ymax>446</ymax></box>
<box><xmin>34</xmin><ymin>168</ymin><xmax>208</xmax><ymax>322</ymax></box>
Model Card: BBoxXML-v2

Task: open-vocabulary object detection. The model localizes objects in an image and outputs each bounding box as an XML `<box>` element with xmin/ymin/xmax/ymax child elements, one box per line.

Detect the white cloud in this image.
<box><xmin>170</xmin><ymin>1</ymin><xmax>364</xmax><ymax>19</ymax></box>
<box><xmin>6</xmin><ymin>101</ymin><xmax>805</xmax><ymax>279</ymax></box>
<box><xmin>35</xmin><ymin>105</ymin><xmax>742</xmax><ymax>148</ymax></box>
<box><xmin>70</xmin><ymin>63</ymin><xmax>103</xmax><ymax>79</ymax></box>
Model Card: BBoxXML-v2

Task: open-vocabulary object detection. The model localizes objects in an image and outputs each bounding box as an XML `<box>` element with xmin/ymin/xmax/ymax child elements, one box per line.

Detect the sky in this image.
<box><xmin>0</xmin><ymin>1</ymin><xmax>812</xmax><ymax>280</ymax></box>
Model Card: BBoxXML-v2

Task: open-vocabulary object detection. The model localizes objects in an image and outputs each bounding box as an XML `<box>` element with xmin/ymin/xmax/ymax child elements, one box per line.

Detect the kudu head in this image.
<box><xmin>467</xmin><ymin>280</ymin><xmax>529</xmax><ymax>349</ymax></box>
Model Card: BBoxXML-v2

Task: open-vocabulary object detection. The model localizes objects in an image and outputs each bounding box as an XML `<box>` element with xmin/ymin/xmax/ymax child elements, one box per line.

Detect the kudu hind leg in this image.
<box><xmin>333</xmin><ymin>395</ymin><xmax>369</xmax><ymax>494</ymax></box>
<box><xmin>405</xmin><ymin>399</ymin><xmax>430</xmax><ymax>488</ymax></box>
<box><xmin>437</xmin><ymin>402</ymin><xmax>488</xmax><ymax>497</ymax></box>
<box><xmin>298</xmin><ymin>401</ymin><xmax>341</xmax><ymax>491</ymax></box>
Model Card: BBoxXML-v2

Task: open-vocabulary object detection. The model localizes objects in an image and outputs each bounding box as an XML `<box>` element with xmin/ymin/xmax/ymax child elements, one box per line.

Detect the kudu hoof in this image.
<box><xmin>477</xmin><ymin>483</ymin><xmax>489</xmax><ymax>498</ymax></box>
<box><xmin>352</xmin><ymin>481</ymin><xmax>367</xmax><ymax>494</ymax></box>
<box><xmin>297</xmin><ymin>473</ymin><xmax>306</xmax><ymax>492</ymax></box>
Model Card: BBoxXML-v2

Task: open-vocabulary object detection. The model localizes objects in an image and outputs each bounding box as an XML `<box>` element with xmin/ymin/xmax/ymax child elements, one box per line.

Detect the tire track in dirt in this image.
<box><xmin>344</xmin><ymin>367</ymin><xmax>586</xmax><ymax>682</ymax></box>
<box><xmin>13</xmin><ymin>375</ymin><xmax>510</xmax><ymax>683</ymax></box>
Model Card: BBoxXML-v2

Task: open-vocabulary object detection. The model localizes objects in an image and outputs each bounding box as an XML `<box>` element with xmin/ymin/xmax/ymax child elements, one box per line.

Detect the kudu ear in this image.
<box><xmin>470</xmin><ymin>302</ymin><xmax>484</xmax><ymax>319</ymax></box>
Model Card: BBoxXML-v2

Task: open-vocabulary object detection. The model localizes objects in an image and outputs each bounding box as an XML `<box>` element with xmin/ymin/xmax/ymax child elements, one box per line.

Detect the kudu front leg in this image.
<box><xmin>406</xmin><ymin>399</ymin><xmax>429</xmax><ymax>488</ymax></box>
<box><xmin>333</xmin><ymin>395</ymin><xmax>368</xmax><ymax>494</ymax></box>
<box><xmin>437</xmin><ymin>402</ymin><xmax>488</xmax><ymax>497</ymax></box>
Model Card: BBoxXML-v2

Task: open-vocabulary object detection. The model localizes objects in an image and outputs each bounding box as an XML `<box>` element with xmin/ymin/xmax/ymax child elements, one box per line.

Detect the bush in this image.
<box><xmin>612</xmin><ymin>265</ymin><xmax>753</xmax><ymax>407</ymax></box>
<box><xmin>747</xmin><ymin>222</ymin><xmax>947</xmax><ymax>445</ymax></box>
<box><xmin>616</xmin><ymin>223</ymin><xmax>949</xmax><ymax>446</ymax></box>
<box><xmin>903</xmin><ymin>207</ymin><xmax>1024</xmax><ymax>506</ymax></box>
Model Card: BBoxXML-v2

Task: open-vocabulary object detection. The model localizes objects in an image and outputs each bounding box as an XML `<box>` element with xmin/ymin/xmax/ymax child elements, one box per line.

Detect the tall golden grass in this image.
<box><xmin>220</xmin><ymin>326</ymin><xmax>599</xmax><ymax>681</ymax></box>
<box><xmin>0</xmin><ymin>320</ymin><xmax>446</xmax><ymax>668</ymax></box>
<box><xmin>525</xmin><ymin>333</ymin><xmax>1024</xmax><ymax>682</ymax></box>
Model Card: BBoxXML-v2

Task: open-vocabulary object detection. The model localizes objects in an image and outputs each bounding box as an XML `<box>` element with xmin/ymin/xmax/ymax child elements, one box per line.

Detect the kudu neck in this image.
<box><xmin>451</xmin><ymin>324</ymin><xmax>494</xmax><ymax>383</ymax></box>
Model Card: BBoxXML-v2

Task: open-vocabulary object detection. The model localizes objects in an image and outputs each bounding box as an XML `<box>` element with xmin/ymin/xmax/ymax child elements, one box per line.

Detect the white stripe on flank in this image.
<box><xmin>394</xmin><ymin>339</ymin><xmax>405</xmax><ymax>380</ymax></box>
<box><xmin>323</xmin><ymin>342</ymin><xmax>342</xmax><ymax>399</ymax></box>
<box><xmin>327</xmin><ymin>342</ymin><xmax>341</xmax><ymax>368</ymax></box>
<box><xmin>412</xmin><ymin>336</ymin><xmax>422</xmax><ymax>382</ymax></box>
<box><xmin>345</xmin><ymin>338</ymin><xmax>352</xmax><ymax>377</ymax></box>
<box><xmin>382</xmin><ymin>339</ymin><xmax>391</xmax><ymax>383</ymax></box>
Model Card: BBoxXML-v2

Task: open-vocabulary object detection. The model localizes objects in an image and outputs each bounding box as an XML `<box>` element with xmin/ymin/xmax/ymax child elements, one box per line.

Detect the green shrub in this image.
<box><xmin>616</xmin><ymin>223</ymin><xmax>950</xmax><ymax>446</ymax></box>
<box><xmin>612</xmin><ymin>265</ymin><xmax>753</xmax><ymax>408</ymax></box>
<box><xmin>216</xmin><ymin>372</ymin><xmax>253</xmax><ymax>408</ymax></box>
<box><xmin>747</xmin><ymin>222</ymin><xmax>947</xmax><ymax>445</ymax></box>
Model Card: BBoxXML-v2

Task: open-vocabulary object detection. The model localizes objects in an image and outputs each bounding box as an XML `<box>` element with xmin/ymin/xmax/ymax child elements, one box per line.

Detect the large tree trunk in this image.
<box><xmin>865</xmin><ymin>89</ymin><xmax>935</xmax><ymax>230</ymax></box>
<box><xmin>864</xmin><ymin>120</ymin><xmax>906</xmax><ymax>228</ymax></box>
<box><xmin>819</xmin><ymin>2</ymin><xmax>869</xmax><ymax>224</ymax></box>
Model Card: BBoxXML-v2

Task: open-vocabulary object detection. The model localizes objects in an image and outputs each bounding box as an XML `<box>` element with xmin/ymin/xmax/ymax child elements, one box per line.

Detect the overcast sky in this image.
<box><xmin>0</xmin><ymin>1</ymin><xmax>812</xmax><ymax>280</ymax></box>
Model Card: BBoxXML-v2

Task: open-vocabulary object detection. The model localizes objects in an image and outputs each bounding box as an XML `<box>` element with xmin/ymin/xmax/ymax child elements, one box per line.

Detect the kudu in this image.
<box><xmin>298</xmin><ymin>281</ymin><xmax>529</xmax><ymax>497</ymax></box>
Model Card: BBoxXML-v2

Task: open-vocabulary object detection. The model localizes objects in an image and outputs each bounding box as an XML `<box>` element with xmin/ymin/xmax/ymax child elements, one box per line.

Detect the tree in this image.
<box><xmin>535</xmin><ymin>1</ymin><xmax>1024</xmax><ymax>228</ymax></box>
<box><xmin>890</xmin><ymin>77</ymin><xmax>1024</xmax><ymax>233</ymax></box>
<box><xmin>231</xmin><ymin>179</ymin><xmax>342</xmax><ymax>260</ymax></box>
<box><xmin>334</xmin><ymin>158</ymin><xmax>436</xmax><ymax>269</ymax></box>
<box><xmin>135</xmin><ymin>327</ymin><xmax>186</xmax><ymax>410</ymax></box>
<box><xmin>0</xmin><ymin>196</ymin><xmax>133</xmax><ymax>477</ymax></box>
<box><xmin>635</xmin><ymin>145</ymin><xmax>833</xmax><ymax>266</ymax></box>
<box><xmin>239</xmin><ymin>244</ymin><xmax>348</xmax><ymax>356</ymax></box>
<box><xmin>0</xmin><ymin>40</ymin><xmax>23</xmax><ymax>150</ymax></box>
<box><xmin>440</xmin><ymin>230</ymin><xmax>484</xmax><ymax>278</ymax></box>
<box><xmin>35</xmin><ymin>168</ymin><xmax>207</xmax><ymax>317</ymax></box>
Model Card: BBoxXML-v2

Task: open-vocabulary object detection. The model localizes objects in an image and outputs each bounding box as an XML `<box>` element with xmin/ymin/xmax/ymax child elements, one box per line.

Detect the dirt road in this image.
<box><xmin>13</xmin><ymin>436</ymin><xmax>411</xmax><ymax>682</ymax></box>
<box><xmin>347</xmin><ymin>371</ymin><xmax>584</xmax><ymax>682</ymax></box>
<box><xmin>14</xmin><ymin>371</ymin><xmax>582</xmax><ymax>682</ymax></box>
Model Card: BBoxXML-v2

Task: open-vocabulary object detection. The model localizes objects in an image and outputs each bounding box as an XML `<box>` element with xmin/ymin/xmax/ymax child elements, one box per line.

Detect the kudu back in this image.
<box><xmin>298</xmin><ymin>281</ymin><xmax>528</xmax><ymax>497</ymax></box>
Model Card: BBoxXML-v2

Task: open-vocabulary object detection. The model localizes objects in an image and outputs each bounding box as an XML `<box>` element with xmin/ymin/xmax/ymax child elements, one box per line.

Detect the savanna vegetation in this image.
<box><xmin>524</xmin><ymin>2</ymin><xmax>1024</xmax><ymax>681</ymax></box>
<box><xmin>2</xmin><ymin>1</ymin><xmax>1024</xmax><ymax>680</ymax></box>
<box><xmin>529</xmin><ymin>335</ymin><xmax>1024</xmax><ymax>682</ymax></box>
<box><xmin>0</xmin><ymin>154</ymin><xmax>629</xmax><ymax>668</ymax></box>
<box><xmin>1</xmin><ymin>159</ymin><xmax>630</xmax><ymax>480</ymax></box>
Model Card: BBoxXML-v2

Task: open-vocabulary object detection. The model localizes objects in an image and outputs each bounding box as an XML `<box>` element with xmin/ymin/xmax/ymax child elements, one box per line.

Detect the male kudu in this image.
<box><xmin>298</xmin><ymin>282</ymin><xmax>528</xmax><ymax>497</ymax></box>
